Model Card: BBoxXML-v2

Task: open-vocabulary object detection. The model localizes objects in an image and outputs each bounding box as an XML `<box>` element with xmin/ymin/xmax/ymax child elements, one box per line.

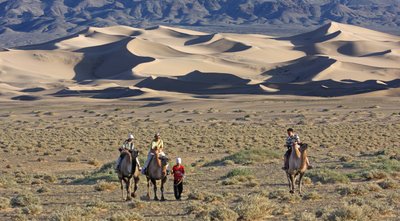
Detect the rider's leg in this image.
<box><xmin>306</xmin><ymin>157</ymin><xmax>313</xmax><ymax>169</ymax></box>
<box><xmin>141</xmin><ymin>152</ymin><xmax>153</xmax><ymax>174</ymax></box>
<box><xmin>115</xmin><ymin>156</ymin><xmax>122</xmax><ymax>172</ymax></box>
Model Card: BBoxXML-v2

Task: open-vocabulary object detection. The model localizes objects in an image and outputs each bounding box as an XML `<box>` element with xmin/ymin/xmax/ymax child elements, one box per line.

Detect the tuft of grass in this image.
<box><xmin>49</xmin><ymin>206</ymin><xmax>95</xmax><ymax>221</ymax></box>
<box><xmin>378</xmin><ymin>179</ymin><xmax>398</xmax><ymax>189</ymax></box>
<box><xmin>267</xmin><ymin>189</ymin><xmax>286</xmax><ymax>200</ymax></box>
<box><xmin>21</xmin><ymin>204</ymin><xmax>43</xmax><ymax>215</ymax></box>
<box><xmin>188</xmin><ymin>190</ymin><xmax>206</xmax><ymax>201</ymax></box>
<box><xmin>95</xmin><ymin>181</ymin><xmax>117</xmax><ymax>192</ymax></box>
<box><xmin>337</xmin><ymin>185</ymin><xmax>368</xmax><ymax>196</ymax></box>
<box><xmin>294</xmin><ymin>211</ymin><xmax>317</xmax><ymax>221</ymax></box>
<box><xmin>306</xmin><ymin>169</ymin><xmax>350</xmax><ymax>184</ymax></box>
<box><xmin>225</xmin><ymin>168</ymin><xmax>252</xmax><ymax>178</ymax></box>
<box><xmin>72</xmin><ymin>162</ymin><xmax>117</xmax><ymax>184</ymax></box>
<box><xmin>66</xmin><ymin>156</ymin><xmax>79</xmax><ymax>162</ymax></box>
<box><xmin>37</xmin><ymin>186</ymin><xmax>50</xmax><ymax>193</ymax></box>
<box><xmin>108</xmin><ymin>211</ymin><xmax>144</xmax><ymax>221</ymax></box>
<box><xmin>209</xmin><ymin>206</ymin><xmax>239</xmax><ymax>221</ymax></box>
<box><xmin>11</xmin><ymin>193</ymin><xmax>40</xmax><ymax>207</ymax></box>
<box><xmin>205</xmin><ymin>149</ymin><xmax>280</xmax><ymax>166</ymax></box>
<box><xmin>0</xmin><ymin>197</ymin><xmax>10</xmax><ymax>209</ymax></box>
<box><xmin>362</xmin><ymin>170</ymin><xmax>388</xmax><ymax>180</ymax></box>
<box><xmin>325</xmin><ymin>204</ymin><xmax>367</xmax><ymax>221</ymax></box>
<box><xmin>303</xmin><ymin>191</ymin><xmax>322</xmax><ymax>201</ymax></box>
<box><xmin>235</xmin><ymin>194</ymin><xmax>276</xmax><ymax>221</ymax></box>
<box><xmin>128</xmin><ymin>199</ymin><xmax>144</xmax><ymax>209</ymax></box>
<box><xmin>88</xmin><ymin>158</ymin><xmax>101</xmax><ymax>166</ymax></box>
<box><xmin>221</xmin><ymin>168</ymin><xmax>255</xmax><ymax>186</ymax></box>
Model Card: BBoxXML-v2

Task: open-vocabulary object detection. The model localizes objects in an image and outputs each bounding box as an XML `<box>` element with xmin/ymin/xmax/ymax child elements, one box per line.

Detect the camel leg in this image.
<box><xmin>152</xmin><ymin>179</ymin><xmax>159</xmax><ymax>201</ymax></box>
<box><xmin>126</xmin><ymin>178</ymin><xmax>132</xmax><ymax>201</ymax></box>
<box><xmin>120</xmin><ymin>178</ymin><xmax>125</xmax><ymax>201</ymax></box>
<box><xmin>298</xmin><ymin>172</ymin><xmax>305</xmax><ymax>196</ymax></box>
<box><xmin>160</xmin><ymin>176</ymin><xmax>167</xmax><ymax>201</ymax></box>
<box><xmin>289</xmin><ymin>174</ymin><xmax>295</xmax><ymax>194</ymax></box>
<box><xmin>132</xmin><ymin>176</ymin><xmax>139</xmax><ymax>198</ymax></box>
<box><xmin>146</xmin><ymin>177</ymin><xmax>151</xmax><ymax>200</ymax></box>
<box><xmin>286</xmin><ymin>172</ymin><xmax>291</xmax><ymax>189</ymax></box>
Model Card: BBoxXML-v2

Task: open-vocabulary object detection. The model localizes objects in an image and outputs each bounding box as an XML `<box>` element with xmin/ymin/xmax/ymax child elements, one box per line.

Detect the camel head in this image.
<box><xmin>159</xmin><ymin>155</ymin><xmax>169</xmax><ymax>167</ymax></box>
<box><xmin>300</xmin><ymin>143</ymin><xmax>308</xmax><ymax>152</ymax></box>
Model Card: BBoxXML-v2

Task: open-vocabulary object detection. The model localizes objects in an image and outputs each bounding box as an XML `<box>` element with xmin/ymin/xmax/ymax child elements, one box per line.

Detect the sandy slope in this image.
<box><xmin>0</xmin><ymin>22</ymin><xmax>399</xmax><ymax>100</ymax></box>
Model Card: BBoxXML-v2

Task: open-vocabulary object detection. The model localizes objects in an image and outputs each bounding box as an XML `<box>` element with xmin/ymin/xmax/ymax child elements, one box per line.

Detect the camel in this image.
<box><xmin>286</xmin><ymin>143</ymin><xmax>308</xmax><ymax>196</ymax></box>
<box><xmin>117</xmin><ymin>149</ymin><xmax>140</xmax><ymax>201</ymax></box>
<box><xmin>145</xmin><ymin>150</ymin><xmax>169</xmax><ymax>201</ymax></box>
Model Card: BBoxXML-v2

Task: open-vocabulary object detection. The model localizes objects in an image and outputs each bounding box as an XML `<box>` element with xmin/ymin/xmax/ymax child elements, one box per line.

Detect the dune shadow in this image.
<box><xmin>53</xmin><ymin>86</ymin><xmax>144</xmax><ymax>99</ymax></box>
<box><xmin>20</xmin><ymin>87</ymin><xmax>46</xmax><ymax>93</ymax></box>
<box><xmin>136</xmin><ymin>70</ymin><xmax>265</xmax><ymax>95</ymax></box>
<box><xmin>73</xmin><ymin>37</ymin><xmax>155</xmax><ymax>81</ymax></box>
<box><xmin>261</xmin><ymin>79</ymin><xmax>400</xmax><ymax>97</ymax></box>
<box><xmin>263</xmin><ymin>56</ymin><xmax>337</xmax><ymax>83</ymax></box>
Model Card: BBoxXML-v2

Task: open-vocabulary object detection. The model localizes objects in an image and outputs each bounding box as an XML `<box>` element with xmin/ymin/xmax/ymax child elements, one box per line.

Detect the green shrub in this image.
<box><xmin>307</xmin><ymin>169</ymin><xmax>350</xmax><ymax>184</ymax></box>
<box><xmin>205</xmin><ymin>149</ymin><xmax>280</xmax><ymax>166</ymax></box>
<box><xmin>72</xmin><ymin>162</ymin><xmax>117</xmax><ymax>184</ymax></box>
<box><xmin>225</xmin><ymin>168</ymin><xmax>251</xmax><ymax>178</ymax></box>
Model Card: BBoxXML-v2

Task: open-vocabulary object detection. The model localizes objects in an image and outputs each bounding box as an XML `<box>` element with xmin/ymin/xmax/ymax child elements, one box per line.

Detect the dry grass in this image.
<box><xmin>235</xmin><ymin>194</ymin><xmax>276</xmax><ymax>221</ymax></box>
<box><xmin>95</xmin><ymin>181</ymin><xmax>117</xmax><ymax>192</ymax></box>
<box><xmin>0</xmin><ymin>99</ymin><xmax>399</xmax><ymax>220</ymax></box>
<box><xmin>108</xmin><ymin>211</ymin><xmax>144</xmax><ymax>221</ymax></box>
<box><xmin>10</xmin><ymin>193</ymin><xmax>40</xmax><ymax>207</ymax></box>
<box><xmin>0</xmin><ymin>197</ymin><xmax>10</xmax><ymax>209</ymax></box>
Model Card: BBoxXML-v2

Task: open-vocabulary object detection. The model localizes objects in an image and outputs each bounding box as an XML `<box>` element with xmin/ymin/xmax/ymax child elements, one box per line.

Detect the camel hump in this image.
<box><xmin>120</xmin><ymin>150</ymin><xmax>132</xmax><ymax>160</ymax></box>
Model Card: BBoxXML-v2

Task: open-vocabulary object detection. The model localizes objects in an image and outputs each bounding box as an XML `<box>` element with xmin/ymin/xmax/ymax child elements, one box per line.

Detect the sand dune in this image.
<box><xmin>0</xmin><ymin>22</ymin><xmax>399</xmax><ymax>100</ymax></box>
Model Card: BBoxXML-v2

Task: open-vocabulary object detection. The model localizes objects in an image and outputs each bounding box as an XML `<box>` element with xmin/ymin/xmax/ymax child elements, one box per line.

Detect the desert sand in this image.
<box><xmin>0</xmin><ymin>22</ymin><xmax>399</xmax><ymax>221</ymax></box>
<box><xmin>0</xmin><ymin>22</ymin><xmax>399</xmax><ymax>101</ymax></box>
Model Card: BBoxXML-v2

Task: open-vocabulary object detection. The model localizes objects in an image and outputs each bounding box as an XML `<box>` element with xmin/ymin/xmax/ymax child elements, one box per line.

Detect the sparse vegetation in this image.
<box><xmin>0</xmin><ymin>99</ymin><xmax>399</xmax><ymax>220</ymax></box>
<box><xmin>108</xmin><ymin>211</ymin><xmax>144</xmax><ymax>221</ymax></box>
<box><xmin>11</xmin><ymin>193</ymin><xmax>40</xmax><ymax>207</ymax></box>
<box><xmin>307</xmin><ymin>169</ymin><xmax>350</xmax><ymax>184</ymax></box>
<box><xmin>0</xmin><ymin>197</ymin><xmax>10</xmax><ymax>209</ymax></box>
<box><xmin>95</xmin><ymin>181</ymin><xmax>117</xmax><ymax>191</ymax></box>
<box><xmin>235</xmin><ymin>194</ymin><xmax>276</xmax><ymax>221</ymax></box>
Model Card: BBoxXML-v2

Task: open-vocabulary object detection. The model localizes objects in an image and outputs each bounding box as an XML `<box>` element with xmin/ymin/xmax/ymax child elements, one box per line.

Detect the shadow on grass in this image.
<box><xmin>71</xmin><ymin>162</ymin><xmax>117</xmax><ymax>185</ymax></box>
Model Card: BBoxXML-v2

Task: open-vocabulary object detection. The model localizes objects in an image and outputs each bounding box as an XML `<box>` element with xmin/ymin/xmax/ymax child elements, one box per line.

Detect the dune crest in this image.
<box><xmin>0</xmin><ymin>22</ymin><xmax>399</xmax><ymax>100</ymax></box>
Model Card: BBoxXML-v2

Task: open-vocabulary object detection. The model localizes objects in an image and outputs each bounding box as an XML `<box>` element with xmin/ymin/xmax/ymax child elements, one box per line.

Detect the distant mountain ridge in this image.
<box><xmin>0</xmin><ymin>0</ymin><xmax>399</xmax><ymax>47</ymax></box>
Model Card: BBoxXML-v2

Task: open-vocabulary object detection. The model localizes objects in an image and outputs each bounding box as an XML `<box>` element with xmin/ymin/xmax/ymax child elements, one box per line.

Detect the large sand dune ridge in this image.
<box><xmin>0</xmin><ymin>22</ymin><xmax>399</xmax><ymax>100</ymax></box>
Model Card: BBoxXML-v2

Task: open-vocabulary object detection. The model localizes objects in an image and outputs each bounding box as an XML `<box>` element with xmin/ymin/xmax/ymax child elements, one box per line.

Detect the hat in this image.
<box><xmin>176</xmin><ymin>158</ymin><xmax>182</xmax><ymax>164</ymax></box>
<box><xmin>155</xmin><ymin>132</ymin><xmax>160</xmax><ymax>137</ymax></box>
<box><xmin>128</xmin><ymin>134</ymin><xmax>134</xmax><ymax>139</ymax></box>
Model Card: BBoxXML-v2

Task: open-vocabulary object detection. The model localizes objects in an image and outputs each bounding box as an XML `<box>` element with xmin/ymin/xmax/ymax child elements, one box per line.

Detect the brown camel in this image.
<box><xmin>286</xmin><ymin>143</ymin><xmax>308</xmax><ymax>196</ymax></box>
<box><xmin>145</xmin><ymin>150</ymin><xmax>169</xmax><ymax>201</ymax></box>
<box><xmin>117</xmin><ymin>149</ymin><xmax>140</xmax><ymax>201</ymax></box>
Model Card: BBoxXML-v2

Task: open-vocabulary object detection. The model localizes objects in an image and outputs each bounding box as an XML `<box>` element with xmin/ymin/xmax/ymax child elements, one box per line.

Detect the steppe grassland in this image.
<box><xmin>0</xmin><ymin>98</ymin><xmax>399</xmax><ymax>220</ymax></box>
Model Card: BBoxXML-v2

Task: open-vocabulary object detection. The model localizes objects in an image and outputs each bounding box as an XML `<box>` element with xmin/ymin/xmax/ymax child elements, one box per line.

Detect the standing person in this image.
<box><xmin>172</xmin><ymin>157</ymin><xmax>185</xmax><ymax>200</ymax></box>
<box><xmin>282</xmin><ymin>128</ymin><xmax>312</xmax><ymax>170</ymax></box>
<box><xmin>142</xmin><ymin>132</ymin><xmax>165</xmax><ymax>175</ymax></box>
<box><xmin>115</xmin><ymin>134</ymin><xmax>141</xmax><ymax>172</ymax></box>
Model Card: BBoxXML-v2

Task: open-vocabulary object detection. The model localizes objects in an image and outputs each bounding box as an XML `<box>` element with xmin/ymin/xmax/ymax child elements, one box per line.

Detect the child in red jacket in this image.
<box><xmin>172</xmin><ymin>157</ymin><xmax>185</xmax><ymax>200</ymax></box>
